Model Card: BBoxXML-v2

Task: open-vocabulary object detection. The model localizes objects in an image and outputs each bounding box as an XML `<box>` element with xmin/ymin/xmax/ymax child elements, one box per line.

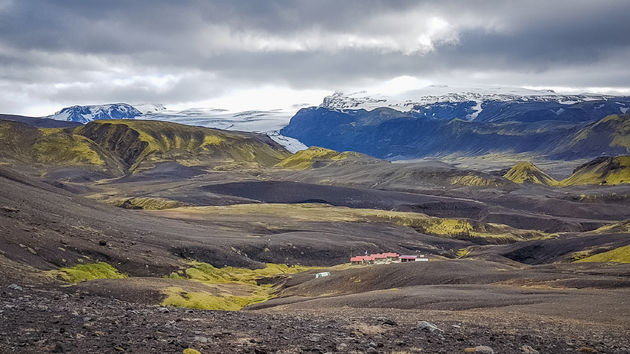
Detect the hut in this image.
<box><xmin>399</xmin><ymin>255</ymin><xmax>417</xmax><ymax>262</ymax></box>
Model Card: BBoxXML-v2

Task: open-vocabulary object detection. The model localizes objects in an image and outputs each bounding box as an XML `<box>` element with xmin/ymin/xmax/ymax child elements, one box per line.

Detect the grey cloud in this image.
<box><xmin>1</xmin><ymin>0</ymin><xmax>629</xmax><ymax>114</ymax></box>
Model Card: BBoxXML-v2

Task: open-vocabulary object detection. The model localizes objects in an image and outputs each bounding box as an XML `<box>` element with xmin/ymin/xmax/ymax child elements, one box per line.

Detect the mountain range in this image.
<box><xmin>39</xmin><ymin>87</ymin><xmax>630</xmax><ymax>161</ymax></box>
<box><xmin>281</xmin><ymin>88</ymin><xmax>630</xmax><ymax>160</ymax></box>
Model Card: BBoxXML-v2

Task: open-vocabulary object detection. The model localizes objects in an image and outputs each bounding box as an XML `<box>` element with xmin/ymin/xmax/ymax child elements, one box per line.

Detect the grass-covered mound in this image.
<box><xmin>275</xmin><ymin>146</ymin><xmax>365</xmax><ymax>170</ymax></box>
<box><xmin>49</xmin><ymin>262</ymin><xmax>127</xmax><ymax>283</ymax></box>
<box><xmin>503</xmin><ymin>161</ymin><xmax>558</xmax><ymax>185</ymax></box>
<box><xmin>449</xmin><ymin>174</ymin><xmax>503</xmax><ymax>187</ymax></box>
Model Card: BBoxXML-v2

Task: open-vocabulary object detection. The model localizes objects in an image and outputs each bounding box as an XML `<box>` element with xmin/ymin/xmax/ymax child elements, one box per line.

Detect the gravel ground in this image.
<box><xmin>1</xmin><ymin>283</ymin><xmax>629</xmax><ymax>354</ymax></box>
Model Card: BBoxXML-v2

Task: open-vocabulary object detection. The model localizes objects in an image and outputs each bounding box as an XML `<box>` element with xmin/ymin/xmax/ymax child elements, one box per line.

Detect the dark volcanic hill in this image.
<box><xmin>0</xmin><ymin>114</ymin><xmax>82</xmax><ymax>128</ymax></box>
<box><xmin>551</xmin><ymin>114</ymin><xmax>630</xmax><ymax>159</ymax></box>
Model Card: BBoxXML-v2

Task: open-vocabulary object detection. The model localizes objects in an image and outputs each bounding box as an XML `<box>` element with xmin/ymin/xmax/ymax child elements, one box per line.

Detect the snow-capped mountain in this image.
<box><xmin>321</xmin><ymin>86</ymin><xmax>627</xmax><ymax>121</ymax></box>
<box><xmin>49</xmin><ymin>103</ymin><xmax>142</xmax><ymax>124</ymax></box>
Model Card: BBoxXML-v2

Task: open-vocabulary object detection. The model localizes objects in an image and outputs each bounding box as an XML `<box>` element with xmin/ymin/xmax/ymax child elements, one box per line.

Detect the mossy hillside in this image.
<box><xmin>0</xmin><ymin>120</ymin><xmax>39</xmax><ymax>158</ymax></box>
<box><xmin>76</xmin><ymin>120</ymin><xmax>290</xmax><ymax>171</ymax></box>
<box><xmin>559</xmin><ymin>156</ymin><xmax>630</xmax><ymax>186</ymax></box>
<box><xmin>575</xmin><ymin>244</ymin><xmax>630</xmax><ymax>263</ymax></box>
<box><xmin>163</xmin><ymin>204</ymin><xmax>547</xmax><ymax>242</ymax></box>
<box><xmin>0</xmin><ymin>121</ymin><xmax>108</xmax><ymax>168</ymax></box>
<box><xmin>591</xmin><ymin>220</ymin><xmax>630</xmax><ymax>234</ymax></box>
<box><xmin>111</xmin><ymin>197</ymin><xmax>185</xmax><ymax>210</ymax></box>
<box><xmin>576</xmin><ymin>114</ymin><xmax>630</xmax><ymax>151</ymax></box>
<box><xmin>607</xmin><ymin>114</ymin><xmax>630</xmax><ymax>151</ymax></box>
<box><xmin>562</xmin><ymin>114</ymin><xmax>630</xmax><ymax>158</ymax></box>
<box><xmin>0</xmin><ymin>121</ymin><xmax>121</xmax><ymax>172</ymax></box>
<box><xmin>275</xmin><ymin>146</ymin><xmax>362</xmax><ymax>170</ymax></box>
<box><xmin>49</xmin><ymin>262</ymin><xmax>127</xmax><ymax>283</ymax></box>
<box><xmin>32</xmin><ymin>128</ymin><xmax>105</xmax><ymax>166</ymax></box>
<box><xmin>449</xmin><ymin>174</ymin><xmax>502</xmax><ymax>187</ymax></box>
<box><xmin>503</xmin><ymin>161</ymin><xmax>558</xmax><ymax>185</ymax></box>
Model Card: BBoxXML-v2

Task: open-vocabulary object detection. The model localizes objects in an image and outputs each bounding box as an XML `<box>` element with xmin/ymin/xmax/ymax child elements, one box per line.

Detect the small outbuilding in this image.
<box><xmin>399</xmin><ymin>255</ymin><xmax>417</xmax><ymax>262</ymax></box>
<box><xmin>315</xmin><ymin>271</ymin><xmax>331</xmax><ymax>278</ymax></box>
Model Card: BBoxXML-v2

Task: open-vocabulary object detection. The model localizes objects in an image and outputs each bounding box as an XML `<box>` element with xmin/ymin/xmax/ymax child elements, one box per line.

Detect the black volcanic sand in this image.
<box><xmin>2</xmin><ymin>161</ymin><xmax>630</xmax><ymax>353</ymax></box>
<box><xmin>202</xmin><ymin>181</ymin><xmax>487</xmax><ymax>219</ymax></box>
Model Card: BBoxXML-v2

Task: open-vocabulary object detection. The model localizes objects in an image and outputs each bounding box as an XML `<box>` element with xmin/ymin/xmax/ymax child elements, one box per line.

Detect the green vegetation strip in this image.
<box><xmin>162</xmin><ymin>203</ymin><xmax>548</xmax><ymax>242</ymax></box>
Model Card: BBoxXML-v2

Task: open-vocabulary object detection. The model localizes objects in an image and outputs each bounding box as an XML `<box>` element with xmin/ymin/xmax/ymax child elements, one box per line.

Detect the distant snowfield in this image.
<box><xmin>320</xmin><ymin>85</ymin><xmax>620</xmax><ymax>113</ymax></box>
<box><xmin>140</xmin><ymin>107</ymin><xmax>308</xmax><ymax>153</ymax></box>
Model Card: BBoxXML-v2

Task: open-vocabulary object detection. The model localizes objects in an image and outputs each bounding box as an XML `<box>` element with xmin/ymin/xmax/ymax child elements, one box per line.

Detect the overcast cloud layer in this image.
<box><xmin>1</xmin><ymin>0</ymin><xmax>630</xmax><ymax>115</ymax></box>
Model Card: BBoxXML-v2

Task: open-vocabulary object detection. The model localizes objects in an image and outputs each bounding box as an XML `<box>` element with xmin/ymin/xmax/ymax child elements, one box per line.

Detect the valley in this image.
<box><xmin>1</xmin><ymin>114</ymin><xmax>630</xmax><ymax>353</ymax></box>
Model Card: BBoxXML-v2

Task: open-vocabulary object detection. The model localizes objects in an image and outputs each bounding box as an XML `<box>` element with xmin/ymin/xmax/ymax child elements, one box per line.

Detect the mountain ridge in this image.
<box><xmin>281</xmin><ymin>108</ymin><xmax>630</xmax><ymax>160</ymax></box>
<box><xmin>0</xmin><ymin>118</ymin><xmax>290</xmax><ymax>175</ymax></box>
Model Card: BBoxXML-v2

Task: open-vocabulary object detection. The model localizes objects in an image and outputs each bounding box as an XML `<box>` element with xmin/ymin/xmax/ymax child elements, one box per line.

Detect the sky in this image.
<box><xmin>1</xmin><ymin>0</ymin><xmax>630</xmax><ymax>116</ymax></box>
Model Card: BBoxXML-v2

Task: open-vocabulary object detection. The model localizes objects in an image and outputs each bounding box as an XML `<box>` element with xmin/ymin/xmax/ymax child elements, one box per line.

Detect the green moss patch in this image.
<box><xmin>161</xmin><ymin>286</ymin><xmax>272</xmax><ymax>311</ymax></box>
<box><xmin>50</xmin><ymin>262</ymin><xmax>127</xmax><ymax>283</ymax></box>
<box><xmin>162</xmin><ymin>262</ymin><xmax>316</xmax><ymax>311</ymax></box>
<box><xmin>576</xmin><ymin>244</ymin><xmax>630</xmax><ymax>263</ymax></box>
<box><xmin>168</xmin><ymin>262</ymin><xmax>314</xmax><ymax>286</ymax></box>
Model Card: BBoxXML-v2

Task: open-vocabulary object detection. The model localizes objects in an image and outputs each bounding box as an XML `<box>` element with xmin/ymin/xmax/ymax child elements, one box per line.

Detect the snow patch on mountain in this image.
<box><xmin>466</xmin><ymin>100</ymin><xmax>483</xmax><ymax>120</ymax></box>
<box><xmin>133</xmin><ymin>103</ymin><xmax>167</xmax><ymax>114</ymax></box>
<box><xmin>266</xmin><ymin>131</ymin><xmax>308</xmax><ymax>153</ymax></box>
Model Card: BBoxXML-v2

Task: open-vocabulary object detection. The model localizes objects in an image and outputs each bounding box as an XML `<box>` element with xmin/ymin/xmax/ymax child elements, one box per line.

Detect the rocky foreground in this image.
<box><xmin>1</xmin><ymin>283</ymin><xmax>629</xmax><ymax>354</ymax></box>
